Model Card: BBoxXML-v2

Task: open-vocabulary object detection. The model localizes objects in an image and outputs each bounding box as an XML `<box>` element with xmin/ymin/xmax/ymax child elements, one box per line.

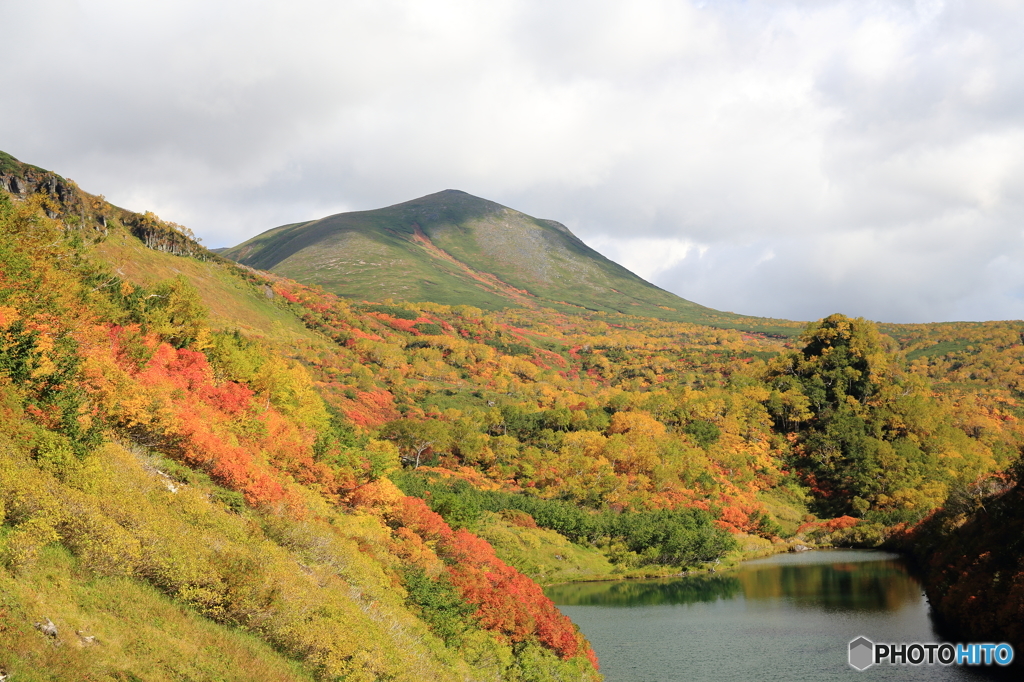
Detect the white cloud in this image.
<box><xmin>2</xmin><ymin>0</ymin><xmax>1023</xmax><ymax>322</ymax></box>
<box><xmin>586</xmin><ymin>236</ymin><xmax>698</xmax><ymax>282</ymax></box>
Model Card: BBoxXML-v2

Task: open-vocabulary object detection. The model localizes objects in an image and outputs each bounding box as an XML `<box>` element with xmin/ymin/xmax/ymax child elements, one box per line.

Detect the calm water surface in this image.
<box><xmin>546</xmin><ymin>550</ymin><xmax>1006</xmax><ymax>682</ymax></box>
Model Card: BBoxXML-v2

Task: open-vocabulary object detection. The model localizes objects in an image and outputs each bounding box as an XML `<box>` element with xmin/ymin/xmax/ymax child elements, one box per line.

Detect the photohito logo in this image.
<box><xmin>849</xmin><ymin>637</ymin><xmax>874</xmax><ymax>671</ymax></box>
<box><xmin>849</xmin><ymin>637</ymin><xmax>1014</xmax><ymax>670</ymax></box>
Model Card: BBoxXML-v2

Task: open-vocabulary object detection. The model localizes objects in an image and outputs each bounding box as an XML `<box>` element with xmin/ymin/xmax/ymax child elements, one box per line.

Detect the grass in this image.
<box><xmin>91</xmin><ymin>228</ymin><xmax>323</xmax><ymax>343</ymax></box>
<box><xmin>755</xmin><ymin>485</ymin><xmax>812</xmax><ymax>538</ymax></box>
<box><xmin>905</xmin><ymin>339</ymin><xmax>974</xmax><ymax>361</ymax></box>
<box><xmin>0</xmin><ymin>433</ymin><xmax>474</xmax><ymax>682</ymax></box>
<box><xmin>0</xmin><ymin>546</ymin><xmax>312</xmax><ymax>682</ymax></box>
<box><xmin>0</xmin><ymin>150</ymin><xmax>51</xmax><ymax>181</ymax></box>
<box><xmin>474</xmin><ymin>512</ymin><xmax>789</xmax><ymax>587</ymax></box>
<box><xmin>0</xmin><ymin>151</ymin><xmax>21</xmax><ymax>176</ymax></box>
<box><xmin>474</xmin><ymin>513</ymin><xmax>615</xmax><ymax>586</ymax></box>
<box><xmin>272</xmin><ymin>226</ymin><xmax>515</xmax><ymax>312</ymax></box>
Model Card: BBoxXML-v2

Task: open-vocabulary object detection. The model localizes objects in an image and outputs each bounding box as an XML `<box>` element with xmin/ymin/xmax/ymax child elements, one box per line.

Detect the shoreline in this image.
<box><xmin>539</xmin><ymin>534</ymin><xmax>835</xmax><ymax>588</ymax></box>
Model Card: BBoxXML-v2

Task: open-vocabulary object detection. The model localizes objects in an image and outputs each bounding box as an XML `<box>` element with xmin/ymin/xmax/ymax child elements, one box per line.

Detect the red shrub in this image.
<box><xmin>392</xmin><ymin>497</ymin><xmax>594</xmax><ymax>662</ymax></box>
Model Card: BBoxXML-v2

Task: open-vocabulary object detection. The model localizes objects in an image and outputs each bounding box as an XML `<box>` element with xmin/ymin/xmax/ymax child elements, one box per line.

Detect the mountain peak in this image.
<box><xmin>221</xmin><ymin>192</ymin><xmax>741</xmax><ymax>325</ymax></box>
<box><xmin>380</xmin><ymin>189</ymin><xmax>509</xmax><ymax>224</ymax></box>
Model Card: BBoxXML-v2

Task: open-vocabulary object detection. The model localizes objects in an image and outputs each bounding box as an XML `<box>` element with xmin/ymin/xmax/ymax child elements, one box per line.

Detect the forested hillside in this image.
<box><xmin>2</xmin><ymin>150</ymin><xmax>1024</xmax><ymax>678</ymax></box>
<box><xmin>896</xmin><ymin>469</ymin><xmax>1024</xmax><ymax>656</ymax></box>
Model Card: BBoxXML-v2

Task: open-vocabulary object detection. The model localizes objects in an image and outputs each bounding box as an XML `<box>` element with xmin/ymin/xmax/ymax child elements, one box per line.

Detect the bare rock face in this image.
<box><xmin>1</xmin><ymin>166</ymin><xmax>77</xmax><ymax>206</ymax></box>
<box><xmin>1</xmin><ymin>155</ymin><xmax>90</xmax><ymax>227</ymax></box>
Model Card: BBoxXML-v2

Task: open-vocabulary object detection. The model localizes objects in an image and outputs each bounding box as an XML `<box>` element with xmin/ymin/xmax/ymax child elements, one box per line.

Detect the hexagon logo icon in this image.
<box><xmin>849</xmin><ymin>636</ymin><xmax>874</xmax><ymax>671</ymax></box>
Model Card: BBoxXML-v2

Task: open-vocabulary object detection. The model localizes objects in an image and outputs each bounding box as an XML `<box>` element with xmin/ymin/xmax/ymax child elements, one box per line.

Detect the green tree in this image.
<box><xmin>380</xmin><ymin>418</ymin><xmax>451</xmax><ymax>468</ymax></box>
<box><xmin>767</xmin><ymin>314</ymin><xmax>947</xmax><ymax>519</ymax></box>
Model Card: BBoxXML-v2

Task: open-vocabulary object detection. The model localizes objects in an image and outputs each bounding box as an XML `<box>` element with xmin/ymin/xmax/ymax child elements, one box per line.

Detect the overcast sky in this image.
<box><xmin>4</xmin><ymin>0</ymin><xmax>1024</xmax><ymax>323</ymax></box>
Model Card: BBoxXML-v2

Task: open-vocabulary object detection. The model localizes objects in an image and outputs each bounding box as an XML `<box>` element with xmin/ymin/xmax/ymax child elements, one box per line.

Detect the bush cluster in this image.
<box><xmin>394</xmin><ymin>473</ymin><xmax>736</xmax><ymax>567</ymax></box>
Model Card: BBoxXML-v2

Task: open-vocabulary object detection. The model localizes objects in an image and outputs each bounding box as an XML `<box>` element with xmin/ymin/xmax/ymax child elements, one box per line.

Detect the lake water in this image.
<box><xmin>546</xmin><ymin>550</ymin><xmax>1009</xmax><ymax>681</ymax></box>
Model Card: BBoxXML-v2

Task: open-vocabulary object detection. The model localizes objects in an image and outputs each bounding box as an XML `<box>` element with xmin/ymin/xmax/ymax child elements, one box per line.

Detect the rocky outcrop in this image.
<box><xmin>898</xmin><ymin>475</ymin><xmax>1024</xmax><ymax>662</ymax></box>
<box><xmin>121</xmin><ymin>211</ymin><xmax>208</xmax><ymax>259</ymax></box>
<box><xmin>33</xmin><ymin>617</ymin><xmax>59</xmax><ymax>644</ymax></box>
<box><xmin>1</xmin><ymin>149</ymin><xmax>209</xmax><ymax>260</ymax></box>
<box><xmin>1</xmin><ymin>151</ymin><xmax>107</xmax><ymax>233</ymax></box>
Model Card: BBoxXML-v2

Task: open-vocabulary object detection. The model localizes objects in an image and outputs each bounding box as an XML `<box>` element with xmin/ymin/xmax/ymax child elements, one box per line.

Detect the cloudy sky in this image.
<box><xmin>4</xmin><ymin>0</ymin><xmax>1024</xmax><ymax>323</ymax></box>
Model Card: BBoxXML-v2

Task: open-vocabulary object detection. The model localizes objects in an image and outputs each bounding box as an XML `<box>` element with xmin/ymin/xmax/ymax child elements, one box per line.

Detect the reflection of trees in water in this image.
<box><xmin>547</xmin><ymin>575</ymin><xmax>741</xmax><ymax>607</ymax></box>
<box><xmin>548</xmin><ymin>559</ymin><xmax>923</xmax><ymax>611</ymax></box>
<box><xmin>738</xmin><ymin>559</ymin><xmax>921</xmax><ymax>611</ymax></box>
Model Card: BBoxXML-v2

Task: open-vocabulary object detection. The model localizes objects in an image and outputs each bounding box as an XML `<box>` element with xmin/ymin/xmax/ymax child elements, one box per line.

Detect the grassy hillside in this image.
<box><xmin>0</xmin><ymin>438</ymin><xmax>438</xmax><ymax>681</ymax></box>
<box><xmin>92</xmin><ymin>234</ymin><xmax>319</xmax><ymax>342</ymax></box>
<box><xmin>222</xmin><ymin>190</ymin><xmax>798</xmax><ymax>335</ymax></box>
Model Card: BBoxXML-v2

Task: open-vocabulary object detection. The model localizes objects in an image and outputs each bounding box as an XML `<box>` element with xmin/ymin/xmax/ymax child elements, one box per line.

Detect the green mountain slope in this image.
<box><xmin>223</xmin><ymin>190</ymin><xmax>793</xmax><ymax>332</ymax></box>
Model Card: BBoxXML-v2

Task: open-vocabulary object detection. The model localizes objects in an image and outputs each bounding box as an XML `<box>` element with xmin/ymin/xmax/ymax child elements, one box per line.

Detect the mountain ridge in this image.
<box><xmin>222</xmin><ymin>189</ymin><xmax>794</xmax><ymax>333</ymax></box>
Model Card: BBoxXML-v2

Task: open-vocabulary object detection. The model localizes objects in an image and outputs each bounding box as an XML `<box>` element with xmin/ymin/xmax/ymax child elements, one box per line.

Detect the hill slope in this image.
<box><xmin>0</xmin><ymin>151</ymin><xmax>602</xmax><ymax>681</ymax></box>
<box><xmin>222</xmin><ymin>190</ymin><xmax>790</xmax><ymax>332</ymax></box>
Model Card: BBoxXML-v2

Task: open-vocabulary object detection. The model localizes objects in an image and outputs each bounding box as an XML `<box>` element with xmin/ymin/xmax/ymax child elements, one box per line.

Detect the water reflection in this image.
<box><xmin>546</xmin><ymin>574</ymin><xmax>741</xmax><ymax>607</ymax></box>
<box><xmin>546</xmin><ymin>551</ymin><xmax>998</xmax><ymax>682</ymax></box>
<box><xmin>546</xmin><ymin>551</ymin><xmax>920</xmax><ymax>611</ymax></box>
<box><xmin>737</xmin><ymin>555</ymin><xmax>920</xmax><ymax>611</ymax></box>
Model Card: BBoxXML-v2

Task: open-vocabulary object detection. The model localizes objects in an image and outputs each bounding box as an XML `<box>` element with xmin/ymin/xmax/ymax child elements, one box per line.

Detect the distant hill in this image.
<box><xmin>222</xmin><ymin>190</ymin><xmax>794</xmax><ymax>333</ymax></box>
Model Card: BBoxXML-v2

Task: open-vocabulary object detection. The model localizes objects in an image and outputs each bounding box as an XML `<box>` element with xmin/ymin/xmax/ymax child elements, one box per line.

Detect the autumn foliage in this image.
<box><xmin>7</xmin><ymin>164</ymin><xmax>1024</xmax><ymax>676</ymax></box>
<box><xmin>898</xmin><ymin>476</ymin><xmax>1024</xmax><ymax>657</ymax></box>
<box><xmin>1</xmin><ymin>184</ymin><xmax>601</xmax><ymax>680</ymax></box>
<box><xmin>390</xmin><ymin>496</ymin><xmax>596</xmax><ymax>665</ymax></box>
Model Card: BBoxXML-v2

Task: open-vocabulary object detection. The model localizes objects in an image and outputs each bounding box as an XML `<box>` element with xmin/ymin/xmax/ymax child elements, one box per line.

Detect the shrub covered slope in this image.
<box><xmin>0</xmin><ymin>155</ymin><xmax>599</xmax><ymax>681</ymax></box>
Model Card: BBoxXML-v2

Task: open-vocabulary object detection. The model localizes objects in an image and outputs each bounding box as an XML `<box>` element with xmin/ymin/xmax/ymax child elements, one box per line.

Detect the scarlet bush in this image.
<box><xmin>391</xmin><ymin>496</ymin><xmax>594</xmax><ymax>663</ymax></box>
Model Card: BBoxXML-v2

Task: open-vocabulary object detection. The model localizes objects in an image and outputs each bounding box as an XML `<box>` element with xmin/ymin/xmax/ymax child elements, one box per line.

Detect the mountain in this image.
<box><xmin>222</xmin><ymin>190</ymin><xmax>792</xmax><ymax>333</ymax></box>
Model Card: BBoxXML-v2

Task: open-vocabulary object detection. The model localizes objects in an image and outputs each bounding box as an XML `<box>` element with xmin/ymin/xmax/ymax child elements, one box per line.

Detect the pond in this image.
<box><xmin>545</xmin><ymin>550</ymin><xmax>1008</xmax><ymax>681</ymax></box>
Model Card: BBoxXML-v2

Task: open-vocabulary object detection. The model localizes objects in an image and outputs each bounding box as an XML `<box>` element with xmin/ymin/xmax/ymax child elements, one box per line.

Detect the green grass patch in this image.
<box><xmin>905</xmin><ymin>340</ymin><xmax>974</xmax><ymax>361</ymax></box>
<box><xmin>756</xmin><ymin>484</ymin><xmax>812</xmax><ymax>538</ymax></box>
<box><xmin>474</xmin><ymin>512</ymin><xmax>615</xmax><ymax>585</ymax></box>
<box><xmin>91</xmin><ymin>230</ymin><xmax>321</xmax><ymax>343</ymax></box>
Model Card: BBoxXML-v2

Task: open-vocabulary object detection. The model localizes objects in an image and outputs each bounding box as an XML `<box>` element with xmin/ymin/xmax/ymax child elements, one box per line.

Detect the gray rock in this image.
<box><xmin>34</xmin><ymin>617</ymin><xmax>58</xmax><ymax>638</ymax></box>
<box><xmin>76</xmin><ymin>630</ymin><xmax>98</xmax><ymax>646</ymax></box>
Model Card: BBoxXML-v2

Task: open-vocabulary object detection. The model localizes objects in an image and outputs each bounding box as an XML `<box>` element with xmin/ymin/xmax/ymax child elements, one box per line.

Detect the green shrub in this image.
<box><xmin>364</xmin><ymin>305</ymin><xmax>418</xmax><ymax>320</ymax></box>
<box><xmin>415</xmin><ymin>323</ymin><xmax>444</xmax><ymax>335</ymax></box>
<box><xmin>400</xmin><ymin>566</ymin><xmax>477</xmax><ymax>645</ymax></box>
<box><xmin>393</xmin><ymin>472</ymin><xmax>736</xmax><ymax>567</ymax></box>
